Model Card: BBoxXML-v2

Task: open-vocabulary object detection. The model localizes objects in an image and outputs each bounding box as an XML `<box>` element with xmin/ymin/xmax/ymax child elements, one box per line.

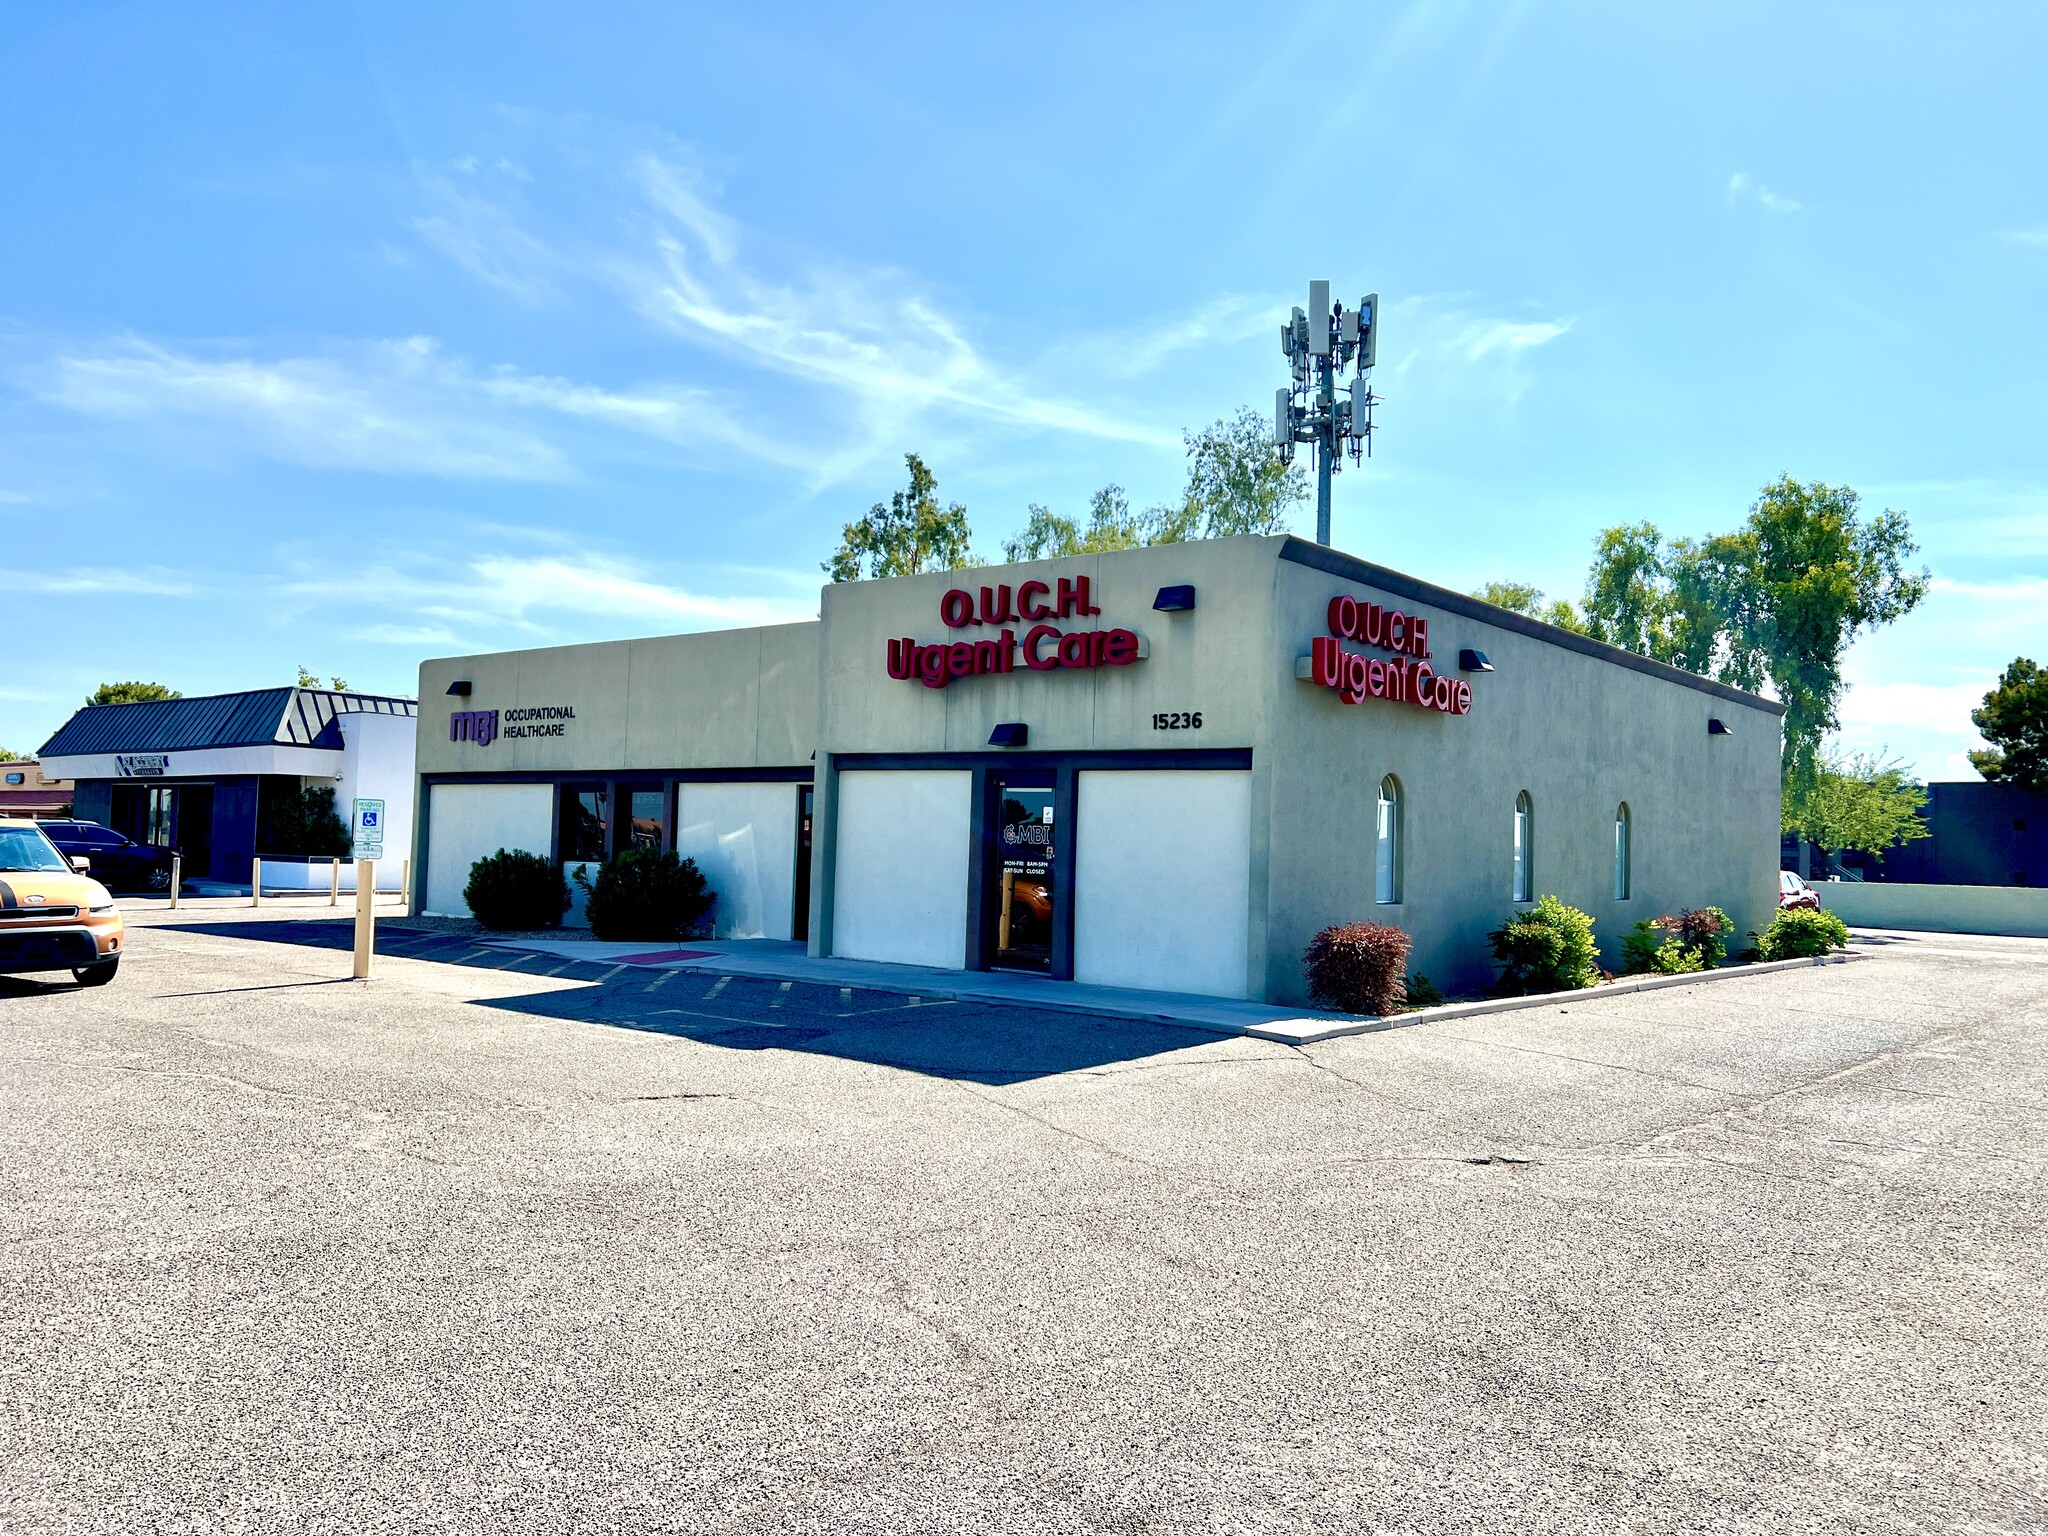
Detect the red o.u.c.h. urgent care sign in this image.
<box><xmin>885</xmin><ymin>575</ymin><xmax>1144</xmax><ymax>690</ymax></box>
<box><xmin>1304</xmin><ymin>593</ymin><xmax>1472</xmax><ymax>716</ymax></box>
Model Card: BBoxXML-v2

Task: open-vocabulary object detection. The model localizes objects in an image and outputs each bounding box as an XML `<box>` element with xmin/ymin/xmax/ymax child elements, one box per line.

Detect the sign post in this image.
<box><xmin>350</xmin><ymin>798</ymin><xmax>385</xmax><ymax>981</ymax></box>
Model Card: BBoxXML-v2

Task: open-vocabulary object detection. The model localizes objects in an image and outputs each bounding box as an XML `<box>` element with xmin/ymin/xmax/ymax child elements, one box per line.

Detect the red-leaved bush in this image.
<box><xmin>1302</xmin><ymin>921</ymin><xmax>1413</xmax><ymax>1016</ymax></box>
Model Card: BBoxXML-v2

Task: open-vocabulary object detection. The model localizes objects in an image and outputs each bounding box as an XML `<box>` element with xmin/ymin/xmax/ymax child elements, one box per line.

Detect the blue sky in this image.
<box><xmin>3</xmin><ymin>1</ymin><xmax>2042</xmax><ymax>776</ymax></box>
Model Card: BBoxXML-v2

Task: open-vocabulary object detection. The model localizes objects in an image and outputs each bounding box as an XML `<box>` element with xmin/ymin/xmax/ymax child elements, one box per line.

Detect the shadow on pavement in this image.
<box><xmin>161</xmin><ymin>919</ymin><xmax>1215</xmax><ymax>1084</ymax></box>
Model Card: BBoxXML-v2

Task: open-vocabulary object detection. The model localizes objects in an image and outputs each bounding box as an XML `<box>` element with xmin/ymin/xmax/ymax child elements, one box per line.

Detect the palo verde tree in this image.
<box><xmin>1003</xmin><ymin>485</ymin><xmax>1152</xmax><ymax>562</ymax></box>
<box><xmin>1568</xmin><ymin>477</ymin><xmax>1928</xmax><ymax>787</ymax></box>
<box><xmin>87</xmin><ymin>681</ymin><xmax>181</xmax><ymax>706</ymax></box>
<box><xmin>297</xmin><ymin>666</ymin><xmax>351</xmax><ymax>691</ymax></box>
<box><xmin>825</xmin><ymin>453</ymin><xmax>979</xmax><ymax>582</ymax></box>
<box><xmin>998</xmin><ymin>405</ymin><xmax>1311</xmax><ymax>562</ymax></box>
<box><xmin>1471</xmin><ymin>580</ymin><xmax>1590</xmax><ymax>635</ymax></box>
<box><xmin>1783</xmin><ymin>747</ymin><xmax>1931</xmax><ymax>864</ymax></box>
<box><xmin>1969</xmin><ymin>656</ymin><xmax>2048</xmax><ymax>793</ymax></box>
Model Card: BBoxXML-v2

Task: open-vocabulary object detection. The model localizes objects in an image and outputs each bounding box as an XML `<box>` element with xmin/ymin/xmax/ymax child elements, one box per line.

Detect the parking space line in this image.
<box><xmin>705</xmin><ymin>976</ymin><xmax>732</xmax><ymax>1000</ymax></box>
<box><xmin>771</xmin><ymin>981</ymin><xmax>792</xmax><ymax>1009</ymax></box>
<box><xmin>644</xmin><ymin>971</ymin><xmax>676</xmax><ymax>993</ymax></box>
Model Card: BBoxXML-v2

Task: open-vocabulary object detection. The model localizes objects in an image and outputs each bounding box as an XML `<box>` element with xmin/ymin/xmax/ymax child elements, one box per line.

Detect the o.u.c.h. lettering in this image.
<box><xmin>885</xmin><ymin>576</ymin><xmax>1144</xmax><ymax>690</ymax></box>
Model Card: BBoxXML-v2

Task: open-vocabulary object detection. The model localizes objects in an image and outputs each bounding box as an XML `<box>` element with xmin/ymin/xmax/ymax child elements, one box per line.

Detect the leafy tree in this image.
<box><xmin>1003</xmin><ymin>485</ymin><xmax>1152</xmax><ymax>562</ymax></box>
<box><xmin>1173</xmin><ymin>406</ymin><xmax>1309</xmax><ymax>538</ymax></box>
<box><xmin>1784</xmin><ymin>747</ymin><xmax>1930</xmax><ymax>857</ymax></box>
<box><xmin>1574</xmin><ymin>477</ymin><xmax>1927</xmax><ymax>781</ymax></box>
<box><xmin>1968</xmin><ymin>656</ymin><xmax>2048</xmax><ymax>793</ymax></box>
<box><xmin>297</xmin><ymin>666</ymin><xmax>351</xmax><ymax>691</ymax></box>
<box><xmin>826</xmin><ymin>453</ymin><xmax>979</xmax><ymax>581</ymax></box>
<box><xmin>87</xmin><ymin>681</ymin><xmax>180</xmax><ymax>706</ymax></box>
<box><xmin>1471</xmin><ymin>581</ymin><xmax>1589</xmax><ymax>635</ymax></box>
<box><xmin>0</xmin><ymin>746</ymin><xmax>22</xmax><ymax>761</ymax></box>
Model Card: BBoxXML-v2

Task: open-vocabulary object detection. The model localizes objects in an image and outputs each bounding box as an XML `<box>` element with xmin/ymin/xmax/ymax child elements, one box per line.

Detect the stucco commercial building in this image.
<box><xmin>412</xmin><ymin>535</ymin><xmax>1784</xmax><ymax>1002</ymax></box>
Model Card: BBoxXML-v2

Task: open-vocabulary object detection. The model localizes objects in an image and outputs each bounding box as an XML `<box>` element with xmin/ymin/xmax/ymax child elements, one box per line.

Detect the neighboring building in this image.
<box><xmin>1867</xmin><ymin>780</ymin><xmax>2046</xmax><ymax>887</ymax></box>
<box><xmin>411</xmin><ymin>535</ymin><xmax>1784</xmax><ymax>1003</ymax></box>
<box><xmin>0</xmin><ymin>759</ymin><xmax>73</xmax><ymax>819</ymax></box>
<box><xmin>38</xmin><ymin>688</ymin><xmax>417</xmax><ymax>884</ymax></box>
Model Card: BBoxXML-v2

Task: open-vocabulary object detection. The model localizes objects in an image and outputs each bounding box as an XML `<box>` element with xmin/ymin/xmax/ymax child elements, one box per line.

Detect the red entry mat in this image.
<box><xmin>612</xmin><ymin>949</ymin><xmax>714</xmax><ymax>966</ymax></box>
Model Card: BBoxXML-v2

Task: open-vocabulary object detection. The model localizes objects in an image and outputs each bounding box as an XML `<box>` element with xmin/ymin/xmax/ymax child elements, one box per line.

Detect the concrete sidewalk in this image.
<box><xmin>475</xmin><ymin>935</ymin><xmax>1358</xmax><ymax>1039</ymax></box>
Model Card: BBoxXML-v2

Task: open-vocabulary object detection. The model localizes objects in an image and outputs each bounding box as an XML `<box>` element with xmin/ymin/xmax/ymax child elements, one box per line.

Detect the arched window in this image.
<box><xmin>1614</xmin><ymin>803</ymin><xmax>1632</xmax><ymax>900</ymax></box>
<box><xmin>1376</xmin><ymin>776</ymin><xmax>1402</xmax><ymax>904</ymax></box>
<box><xmin>1512</xmin><ymin>791</ymin><xmax>1533</xmax><ymax>902</ymax></box>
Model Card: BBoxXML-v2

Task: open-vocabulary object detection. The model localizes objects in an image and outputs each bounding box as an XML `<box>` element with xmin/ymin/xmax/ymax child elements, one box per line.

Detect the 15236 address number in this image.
<box><xmin>1151</xmin><ymin>711</ymin><xmax>1203</xmax><ymax>730</ymax></box>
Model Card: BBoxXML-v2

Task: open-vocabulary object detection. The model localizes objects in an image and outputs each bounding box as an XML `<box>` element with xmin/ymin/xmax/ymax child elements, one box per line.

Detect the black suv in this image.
<box><xmin>37</xmin><ymin>820</ymin><xmax>177</xmax><ymax>892</ymax></box>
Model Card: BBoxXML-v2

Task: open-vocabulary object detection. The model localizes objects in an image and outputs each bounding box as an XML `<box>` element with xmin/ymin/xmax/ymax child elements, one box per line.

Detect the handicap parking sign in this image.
<box><xmin>351</xmin><ymin>798</ymin><xmax>387</xmax><ymax>861</ymax></box>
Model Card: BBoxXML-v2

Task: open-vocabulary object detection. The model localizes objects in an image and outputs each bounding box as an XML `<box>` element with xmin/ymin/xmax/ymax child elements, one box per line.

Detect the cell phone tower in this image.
<box><xmin>1276</xmin><ymin>281</ymin><xmax>1379</xmax><ymax>546</ymax></box>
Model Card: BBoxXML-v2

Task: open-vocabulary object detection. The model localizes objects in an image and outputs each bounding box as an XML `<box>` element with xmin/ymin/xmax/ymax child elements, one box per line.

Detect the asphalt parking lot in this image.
<box><xmin>4</xmin><ymin>905</ymin><xmax>2046</xmax><ymax>1535</ymax></box>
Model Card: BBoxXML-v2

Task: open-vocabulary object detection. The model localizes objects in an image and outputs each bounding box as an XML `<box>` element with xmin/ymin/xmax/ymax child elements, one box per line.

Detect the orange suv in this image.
<box><xmin>0</xmin><ymin>817</ymin><xmax>124</xmax><ymax>986</ymax></box>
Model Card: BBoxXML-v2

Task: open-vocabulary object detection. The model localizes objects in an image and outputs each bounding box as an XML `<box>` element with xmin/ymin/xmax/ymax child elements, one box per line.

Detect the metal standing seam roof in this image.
<box><xmin>37</xmin><ymin>688</ymin><xmax>417</xmax><ymax>757</ymax></box>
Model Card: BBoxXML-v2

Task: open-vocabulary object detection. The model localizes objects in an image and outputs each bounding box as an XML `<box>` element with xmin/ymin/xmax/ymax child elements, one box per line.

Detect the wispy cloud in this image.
<box><xmin>399</xmin><ymin>131</ymin><xmax>1182</xmax><ymax>485</ymax></box>
<box><xmin>1727</xmin><ymin>171</ymin><xmax>1801</xmax><ymax>214</ymax></box>
<box><xmin>281</xmin><ymin>546</ymin><xmax>818</xmax><ymax>653</ymax></box>
<box><xmin>2004</xmin><ymin>227</ymin><xmax>2048</xmax><ymax>247</ymax></box>
<box><xmin>1386</xmin><ymin>296</ymin><xmax>1574</xmax><ymax>404</ymax></box>
<box><xmin>615</xmin><ymin>154</ymin><xmax>1177</xmax><ymax>465</ymax></box>
<box><xmin>35</xmin><ymin>337</ymin><xmax>567</xmax><ymax>479</ymax></box>
<box><xmin>0</xmin><ymin>566</ymin><xmax>197</xmax><ymax>596</ymax></box>
<box><xmin>28</xmin><ymin>336</ymin><xmax>790</xmax><ymax>479</ymax></box>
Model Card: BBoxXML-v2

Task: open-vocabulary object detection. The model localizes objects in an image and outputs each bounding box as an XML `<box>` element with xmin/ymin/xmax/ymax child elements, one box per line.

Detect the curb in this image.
<box><xmin>1246</xmin><ymin>949</ymin><xmax>1871</xmax><ymax>1045</ymax></box>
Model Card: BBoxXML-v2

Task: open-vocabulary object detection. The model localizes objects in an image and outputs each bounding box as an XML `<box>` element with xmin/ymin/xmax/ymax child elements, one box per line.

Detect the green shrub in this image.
<box><xmin>1620</xmin><ymin>906</ymin><xmax>1733</xmax><ymax>975</ymax></box>
<box><xmin>464</xmin><ymin>849</ymin><xmax>569</xmax><ymax>931</ymax></box>
<box><xmin>1488</xmin><ymin>894</ymin><xmax>1602</xmax><ymax>995</ymax></box>
<box><xmin>1677</xmin><ymin>906</ymin><xmax>1732</xmax><ymax>968</ymax></box>
<box><xmin>1303</xmin><ymin>921</ymin><xmax>1412</xmax><ymax>1016</ymax></box>
<box><xmin>1622</xmin><ymin>918</ymin><xmax>1704</xmax><ymax>975</ymax></box>
<box><xmin>1405</xmin><ymin>971</ymin><xmax>1446</xmax><ymax>1009</ymax></box>
<box><xmin>1758</xmin><ymin>907</ymin><xmax>1850</xmax><ymax>960</ymax></box>
<box><xmin>257</xmin><ymin>782</ymin><xmax>350</xmax><ymax>857</ymax></box>
<box><xmin>574</xmin><ymin>848</ymin><xmax>716</xmax><ymax>942</ymax></box>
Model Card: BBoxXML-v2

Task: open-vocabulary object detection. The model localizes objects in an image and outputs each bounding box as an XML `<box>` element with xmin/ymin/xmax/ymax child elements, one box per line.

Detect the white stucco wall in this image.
<box><xmin>831</xmin><ymin>770</ymin><xmax>971</xmax><ymax>969</ymax></box>
<box><xmin>1073</xmin><ymin>769</ymin><xmax>1253</xmax><ymax>999</ymax></box>
<box><xmin>675</xmin><ymin>782</ymin><xmax>799</xmax><ymax>940</ymax></box>
<box><xmin>1819</xmin><ymin>880</ymin><xmax>2048</xmax><ymax>938</ymax></box>
<box><xmin>335</xmin><ymin>712</ymin><xmax>416</xmax><ymax>886</ymax></box>
<box><xmin>424</xmin><ymin>782</ymin><xmax>554</xmax><ymax>917</ymax></box>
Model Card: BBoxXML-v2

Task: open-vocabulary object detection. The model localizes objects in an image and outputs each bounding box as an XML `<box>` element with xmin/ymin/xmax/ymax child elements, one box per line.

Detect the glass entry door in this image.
<box><xmin>992</xmin><ymin>782</ymin><xmax>1056</xmax><ymax>972</ymax></box>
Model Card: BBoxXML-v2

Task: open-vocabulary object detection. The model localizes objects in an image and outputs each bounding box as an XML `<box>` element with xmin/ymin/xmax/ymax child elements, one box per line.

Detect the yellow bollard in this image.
<box><xmin>330</xmin><ymin>857</ymin><xmax>340</xmax><ymax>907</ymax></box>
<box><xmin>251</xmin><ymin>857</ymin><xmax>262</xmax><ymax>908</ymax></box>
<box><xmin>400</xmin><ymin>857</ymin><xmax>411</xmax><ymax>911</ymax></box>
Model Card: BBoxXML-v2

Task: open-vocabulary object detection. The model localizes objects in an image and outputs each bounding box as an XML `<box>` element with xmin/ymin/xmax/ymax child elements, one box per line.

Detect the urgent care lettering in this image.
<box><xmin>886</xmin><ymin>576</ymin><xmax>1143</xmax><ymax>689</ymax></box>
<box><xmin>1306</xmin><ymin>594</ymin><xmax>1472</xmax><ymax>716</ymax></box>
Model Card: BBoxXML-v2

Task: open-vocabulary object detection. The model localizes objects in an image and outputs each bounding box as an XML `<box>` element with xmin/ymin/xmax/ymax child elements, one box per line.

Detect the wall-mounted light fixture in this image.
<box><xmin>446</xmin><ymin>680</ymin><xmax>473</xmax><ymax>697</ymax></box>
<box><xmin>1458</xmin><ymin>648</ymin><xmax>1494</xmax><ymax>673</ymax></box>
<box><xmin>1152</xmin><ymin>585</ymin><xmax>1197</xmax><ymax>612</ymax></box>
<box><xmin>988</xmin><ymin>723</ymin><xmax>1029</xmax><ymax>747</ymax></box>
<box><xmin>1708</xmin><ymin>718</ymin><xmax>1730</xmax><ymax>735</ymax></box>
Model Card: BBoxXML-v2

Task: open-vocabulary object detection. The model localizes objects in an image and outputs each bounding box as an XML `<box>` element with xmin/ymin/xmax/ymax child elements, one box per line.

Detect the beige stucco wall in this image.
<box><xmin>816</xmin><ymin>536</ymin><xmax>1283</xmax><ymax>757</ymax></box>
<box><xmin>416</xmin><ymin>622</ymin><xmax>820</xmax><ymax>778</ymax></box>
<box><xmin>1262</xmin><ymin>551</ymin><xmax>1784</xmax><ymax>999</ymax></box>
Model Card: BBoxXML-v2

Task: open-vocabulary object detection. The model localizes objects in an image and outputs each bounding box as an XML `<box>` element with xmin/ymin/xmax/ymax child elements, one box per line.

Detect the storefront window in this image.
<box><xmin>562</xmin><ymin>785</ymin><xmax>608</xmax><ymax>862</ymax></box>
<box><xmin>146</xmin><ymin>786</ymin><xmax>175</xmax><ymax>847</ymax></box>
<box><xmin>627</xmin><ymin>787</ymin><xmax>665</xmax><ymax>851</ymax></box>
<box><xmin>1512</xmin><ymin>791</ymin><xmax>1533</xmax><ymax>902</ymax></box>
<box><xmin>1614</xmin><ymin>803</ymin><xmax>1631</xmax><ymax>900</ymax></box>
<box><xmin>1375</xmin><ymin>776</ymin><xmax>1402</xmax><ymax>904</ymax></box>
